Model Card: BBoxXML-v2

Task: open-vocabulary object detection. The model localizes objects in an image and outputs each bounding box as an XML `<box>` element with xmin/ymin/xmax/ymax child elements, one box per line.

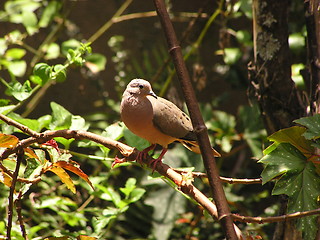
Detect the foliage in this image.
<box><xmin>0</xmin><ymin>0</ymin><xmax>318</xmax><ymax>239</ymax></box>
<box><xmin>259</xmin><ymin>117</ymin><xmax>320</xmax><ymax>239</ymax></box>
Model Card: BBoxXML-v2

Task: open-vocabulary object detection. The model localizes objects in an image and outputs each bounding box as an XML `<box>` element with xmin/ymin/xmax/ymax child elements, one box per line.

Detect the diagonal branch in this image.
<box><xmin>152</xmin><ymin>0</ymin><xmax>238</xmax><ymax>239</ymax></box>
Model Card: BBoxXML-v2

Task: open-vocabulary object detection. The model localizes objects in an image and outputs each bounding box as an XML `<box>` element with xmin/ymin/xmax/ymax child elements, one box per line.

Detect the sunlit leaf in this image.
<box><xmin>265</xmin><ymin>126</ymin><xmax>313</xmax><ymax>156</ymax></box>
<box><xmin>0</xmin><ymin>133</ymin><xmax>19</xmax><ymax>147</ymax></box>
<box><xmin>55</xmin><ymin>160</ymin><xmax>94</xmax><ymax>190</ymax></box>
<box><xmin>7</xmin><ymin>60</ymin><xmax>27</xmax><ymax>77</ymax></box>
<box><xmin>47</xmin><ymin>165</ymin><xmax>76</xmax><ymax>194</ymax></box>
<box><xmin>25</xmin><ymin>147</ymin><xmax>40</xmax><ymax>161</ymax></box>
<box><xmin>39</xmin><ymin>1</ymin><xmax>61</xmax><ymax>28</ymax></box>
<box><xmin>259</xmin><ymin>143</ymin><xmax>306</xmax><ymax>184</ymax></box>
<box><xmin>77</xmin><ymin>235</ymin><xmax>97</xmax><ymax>240</ymax></box>
<box><xmin>33</xmin><ymin>63</ymin><xmax>51</xmax><ymax>85</ymax></box>
<box><xmin>5</xmin><ymin>48</ymin><xmax>26</xmax><ymax>59</ymax></box>
<box><xmin>44</xmin><ymin>237</ymin><xmax>70</xmax><ymax>240</ymax></box>
<box><xmin>85</xmin><ymin>53</ymin><xmax>107</xmax><ymax>73</ymax></box>
<box><xmin>0</xmin><ymin>170</ymin><xmax>12</xmax><ymax>187</ymax></box>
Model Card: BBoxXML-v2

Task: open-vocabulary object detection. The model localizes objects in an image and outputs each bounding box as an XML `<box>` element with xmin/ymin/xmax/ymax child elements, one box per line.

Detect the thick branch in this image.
<box><xmin>152</xmin><ymin>0</ymin><xmax>238</xmax><ymax>239</ymax></box>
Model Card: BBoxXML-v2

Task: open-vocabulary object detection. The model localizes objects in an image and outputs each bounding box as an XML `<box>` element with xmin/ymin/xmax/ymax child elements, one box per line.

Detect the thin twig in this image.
<box><xmin>16</xmin><ymin>191</ymin><xmax>28</xmax><ymax>240</ymax></box>
<box><xmin>232</xmin><ymin>208</ymin><xmax>320</xmax><ymax>223</ymax></box>
<box><xmin>88</xmin><ymin>0</ymin><xmax>133</xmax><ymax>43</ymax></box>
<box><xmin>6</xmin><ymin>149</ymin><xmax>24</xmax><ymax>240</ymax></box>
<box><xmin>173</xmin><ymin>169</ymin><xmax>263</xmax><ymax>184</ymax></box>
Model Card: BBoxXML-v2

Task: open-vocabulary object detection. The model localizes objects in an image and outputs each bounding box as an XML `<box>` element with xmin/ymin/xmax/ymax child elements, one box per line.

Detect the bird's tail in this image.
<box><xmin>178</xmin><ymin>140</ymin><xmax>221</xmax><ymax>157</ymax></box>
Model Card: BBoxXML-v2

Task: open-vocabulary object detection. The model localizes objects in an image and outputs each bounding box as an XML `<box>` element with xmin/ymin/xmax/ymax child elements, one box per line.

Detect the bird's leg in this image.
<box><xmin>150</xmin><ymin>148</ymin><xmax>167</xmax><ymax>173</ymax></box>
<box><xmin>111</xmin><ymin>155</ymin><xmax>126</xmax><ymax>168</ymax></box>
<box><xmin>136</xmin><ymin>144</ymin><xmax>156</xmax><ymax>164</ymax></box>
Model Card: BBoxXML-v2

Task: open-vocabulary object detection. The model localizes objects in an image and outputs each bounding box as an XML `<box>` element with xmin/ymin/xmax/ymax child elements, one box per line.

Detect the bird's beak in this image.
<box><xmin>149</xmin><ymin>91</ymin><xmax>157</xmax><ymax>99</ymax></box>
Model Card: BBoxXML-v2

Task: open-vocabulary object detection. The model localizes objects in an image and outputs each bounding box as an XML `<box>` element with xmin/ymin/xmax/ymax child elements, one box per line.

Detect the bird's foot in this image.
<box><xmin>136</xmin><ymin>144</ymin><xmax>156</xmax><ymax>165</ymax></box>
<box><xmin>149</xmin><ymin>148</ymin><xmax>167</xmax><ymax>173</ymax></box>
<box><xmin>111</xmin><ymin>155</ymin><xmax>126</xmax><ymax>168</ymax></box>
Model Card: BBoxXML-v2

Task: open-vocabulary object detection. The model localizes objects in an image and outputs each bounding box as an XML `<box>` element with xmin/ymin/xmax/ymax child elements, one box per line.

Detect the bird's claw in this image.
<box><xmin>111</xmin><ymin>156</ymin><xmax>127</xmax><ymax>168</ymax></box>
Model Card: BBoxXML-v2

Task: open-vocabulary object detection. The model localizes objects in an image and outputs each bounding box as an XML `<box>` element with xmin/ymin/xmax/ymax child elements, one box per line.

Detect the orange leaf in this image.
<box><xmin>77</xmin><ymin>235</ymin><xmax>97</xmax><ymax>240</ymax></box>
<box><xmin>25</xmin><ymin>148</ymin><xmax>40</xmax><ymax>162</ymax></box>
<box><xmin>0</xmin><ymin>133</ymin><xmax>19</xmax><ymax>148</ymax></box>
<box><xmin>48</xmin><ymin>166</ymin><xmax>76</xmax><ymax>194</ymax></box>
<box><xmin>0</xmin><ymin>170</ymin><xmax>12</xmax><ymax>187</ymax></box>
<box><xmin>44</xmin><ymin>237</ymin><xmax>70</xmax><ymax>240</ymax></box>
<box><xmin>55</xmin><ymin>161</ymin><xmax>94</xmax><ymax>190</ymax></box>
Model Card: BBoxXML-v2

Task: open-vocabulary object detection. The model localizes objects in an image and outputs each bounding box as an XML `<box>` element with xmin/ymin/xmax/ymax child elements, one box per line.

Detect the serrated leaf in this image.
<box><xmin>0</xmin><ymin>133</ymin><xmax>19</xmax><ymax>147</ymax></box>
<box><xmin>294</xmin><ymin>115</ymin><xmax>320</xmax><ymax>140</ymax></box>
<box><xmin>273</xmin><ymin>162</ymin><xmax>320</xmax><ymax>240</ymax></box>
<box><xmin>55</xmin><ymin>161</ymin><xmax>94</xmax><ymax>190</ymax></box>
<box><xmin>48</xmin><ymin>165</ymin><xmax>76</xmax><ymax>194</ymax></box>
<box><xmin>266</xmin><ymin>126</ymin><xmax>313</xmax><ymax>156</ymax></box>
<box><xmin>259</xmin><ymin>143</ymin><xmax>306</xmax><ymax>184</ymax></box>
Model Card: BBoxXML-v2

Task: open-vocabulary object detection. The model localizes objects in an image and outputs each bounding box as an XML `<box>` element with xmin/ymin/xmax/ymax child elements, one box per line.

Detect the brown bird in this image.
<box><xmin>120</xmin><ymin>79</ymin><xmax>220</xmax><ymax>169</ymax></box>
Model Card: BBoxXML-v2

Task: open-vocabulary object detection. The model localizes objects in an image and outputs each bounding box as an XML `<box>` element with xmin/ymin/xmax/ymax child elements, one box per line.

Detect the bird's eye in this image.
<box><xmin>138</xmin><ymin>85</ymin><xmax>144</xmax><ymax>89</ymax></box>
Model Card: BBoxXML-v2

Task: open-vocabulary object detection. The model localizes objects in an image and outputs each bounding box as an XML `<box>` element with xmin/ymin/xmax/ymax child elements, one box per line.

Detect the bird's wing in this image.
<box><xmin>149</xmin><ymin>96</ymin><xmax>195</xmax><ymax>140</ymax></box>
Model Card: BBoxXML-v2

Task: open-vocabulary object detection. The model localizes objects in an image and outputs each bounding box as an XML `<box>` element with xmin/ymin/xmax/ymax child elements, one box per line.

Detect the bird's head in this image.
<box><xmin>125</xmin><ymin>79</ymin><xmax>157</xmax><ymax>98</ymax></box>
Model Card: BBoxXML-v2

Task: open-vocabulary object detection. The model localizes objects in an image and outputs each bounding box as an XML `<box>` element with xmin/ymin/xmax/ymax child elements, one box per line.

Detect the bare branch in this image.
<box><xmin>233</xmin><ymin>208</ymin><xmax>320</xmax><ymax>223</ymax></box>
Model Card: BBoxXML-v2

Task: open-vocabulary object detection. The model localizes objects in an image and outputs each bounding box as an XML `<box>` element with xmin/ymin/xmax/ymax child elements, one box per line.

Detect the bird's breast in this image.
<box><xmin>120</xmin><ymin>96</ymin><xmax>176</xmax><ymax>146</ymax></box>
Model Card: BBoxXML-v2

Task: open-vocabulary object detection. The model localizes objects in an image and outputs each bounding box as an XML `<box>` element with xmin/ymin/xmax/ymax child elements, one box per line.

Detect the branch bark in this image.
<box><xmin>305</xmin><ymin>0</ymin><xmax>320</xmax><ymax>114</ymax></box>
<box><xmin>152</xmin><ymin>0</ymin><xmax>238</xmax><ymax>239</ymax></box>
<box><xmin>249</xmin><ymin>0</ymin><xmax>305</xmax><ymax>135</ymax></box>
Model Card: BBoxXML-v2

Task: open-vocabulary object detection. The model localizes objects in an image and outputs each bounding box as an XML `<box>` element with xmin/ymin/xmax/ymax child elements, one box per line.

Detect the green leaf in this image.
<box><xmin>10</xmin><ymin>80</ymin><xmax>33</xmax><ymax>101</ymax></box>
<box><xmin>259</xmin><ymin>143</ymin><xmax>306</xmax><ymax>184</ymax></box>
<box><xmin>49</xmin><ymin>102</ymin><xmax>72</xmax><ymax>130</ymax></box>
<box><xmin>294</xmin><ymin>115</ymin><xmax>320</xmax><ymax>140</ymax></box>
<box><xmin>273</xmin><ymin>162</ymin><xmax>320</xmax><ymax>240</ymax></box>
<box><xmin>22</xmin><ymin>11</ymin><xmax>38</xmax><ymax>35</ymax></box>
<box><xmin>0</xmin><ymin>38</ymin><xmax>7</xmax><ymax>55</ymax></box>
<box><xmin>24</xmin><ymin>157</ymin><xmax>42</xmax><ymax>179</ymax></box>
<box><xmin>61</xmin><ymin>39</ymin><xmax>81</xmax><ymax>56</ymax></box>
<box><xmin>291</xmin><ymin>64</ymin><xmax>305</xmax><ymax>89</ymax></box>
<box><xmin>259</xmin><ymin>142</ymin><xmax>320</xmax><ymax>239</ymax></box>
<box><xmin>85</xmin><ymin>53</ymin><xmax>107</xmax><ymax>72</ymax></box>
<box><xmin>33</xmin><ymin>63</ymin><xmax>51</xmax><ymax>85</ymax></box>
<box><xmin>53</xmin><ymin>64</ymin><xmax>66</xmax><ymax>82</ymax></box>
<box><xmin>38</xmin><ymin>1</ymin><xmax>61</xmax><ymax>28</ymax></box>
<box><xmin>43</xmin><ymin>43</ymin><xmax>60</xmax><ymax>60</ymax></box>
<box><xmin>101</xmin><ymin>123</ymin><xmax>124</xmax><ymax>141</ymax></box>
<box><xmin>5</xmin><ymin>48</ymin><xmax>26</xmax><ymax>59</ymax></box>
<box><xmin>123</xmin><ymin>128</ymin><xmax>149</xmax><ymax>151</ymax></box>
<box><xmin>223</xmin><ymin>48</ymin><xmax>242</xmax><ymax>65</ymax></box>
<box><xmin>7</xmin><ymin>60</ymin><xmax>27</xmax><ymax>77</ymax></box>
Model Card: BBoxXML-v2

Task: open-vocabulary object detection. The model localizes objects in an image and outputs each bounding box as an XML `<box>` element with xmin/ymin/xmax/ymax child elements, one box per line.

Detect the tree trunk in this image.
<box><xmin>249</xmin><ymin>0</ymin><xmax>305</xmax><ymax>135</ymax></box>
<box><xmin>249</xmin><ymin>0</ymin><xmax>306</xmax><ymax>239</ymax></box>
